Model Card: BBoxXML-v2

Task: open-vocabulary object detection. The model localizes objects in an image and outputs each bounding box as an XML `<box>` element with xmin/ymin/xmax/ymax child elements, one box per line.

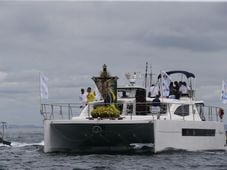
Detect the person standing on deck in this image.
<box><xmin>179</xmin><ymin>82</ymin><xmax>189</xmax><ymax>97</ymax></box>
<box><xmin>149</xmin><ymin>84</ymin><xmax>159</xmax><ymax>98</ymax></box>
<box><xmin>79</xmin><ymin>88</ymin><xmax>87</xmax><ymax>108</ymax></box>
<box><xmin>87</xmin><ymin>87</ymin><xmax>96</xmax><ymax>103</ymax></box>
<box><xmin>152</xmin><ymin>95</ymin><xmax>161</xmax><ymax>119</ymax></box>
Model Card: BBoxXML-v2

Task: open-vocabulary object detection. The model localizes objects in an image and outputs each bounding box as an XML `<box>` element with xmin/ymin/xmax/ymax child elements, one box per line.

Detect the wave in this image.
<box><xmin>0</xmin><ymin>141</ymin><xmax>44</xmax><ymax>147</ymax></box>
<box><xmin>130</xmin><ymin>143</ymin><xmax>154</xmax><ymax>149</ymax></box>
<box><xmin>11</xmin><ymin>140</ymin><xmax>44</xmax><ymax>147</ymax></box>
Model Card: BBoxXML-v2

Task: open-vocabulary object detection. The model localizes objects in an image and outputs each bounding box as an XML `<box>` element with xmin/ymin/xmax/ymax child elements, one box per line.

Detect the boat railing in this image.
<box><xmin>202</xmin><ymin>105</ymin><xmax>223</xmax><ymax>122</ymax></box>
<box><xmin>40</xmin><ymin>103</ymin><xmax>81</xmax><ymax>120</ymax></box>
<box><xmin>40</xmin><ymin>102</ymin><xmax>224</xmax><ymax>122</ymax></box>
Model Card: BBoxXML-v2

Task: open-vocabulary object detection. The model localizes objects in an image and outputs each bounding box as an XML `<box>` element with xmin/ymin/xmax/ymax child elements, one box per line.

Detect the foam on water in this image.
<box><xmin>0</xmin><ymin>140</ymin><xmax>44</xmax><ymax>147</ymax></box>
<box><xmin>11</xmin><ymin>140</ymin><xmax>44</xmax><ymax>147</ymax></box>
<box><xmin>130</xmin><ymin>143</ymin><xmax>154</xmax><ymax>149</ymax></box>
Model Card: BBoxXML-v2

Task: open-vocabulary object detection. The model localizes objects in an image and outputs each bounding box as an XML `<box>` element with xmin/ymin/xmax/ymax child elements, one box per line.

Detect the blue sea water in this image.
<box><xmin>0</xmin><ymin>126</ymin><xmax>227</xmax><ymax>170</ymax></box>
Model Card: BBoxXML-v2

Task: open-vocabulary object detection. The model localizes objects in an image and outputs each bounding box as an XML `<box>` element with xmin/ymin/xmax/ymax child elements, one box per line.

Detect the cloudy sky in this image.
<box><xmin>0</xmin><ymin>1</ymin><xmax>227</xmax><ymax>125</ymax></box>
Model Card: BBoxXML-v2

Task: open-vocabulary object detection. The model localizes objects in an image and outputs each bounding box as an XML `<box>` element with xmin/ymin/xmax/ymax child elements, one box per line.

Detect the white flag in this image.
<box><xmin>221</xmin><ymin>80</ymin><xmax>227</xmax><ymax>104</ymax></box>
<box><xmin>161</xmin><ymin>71</ymin><xmax>171</xmax><ymax>97</ymax></box>
<box><xmin>40</xmin><ymin>73</ymin><xmax>48</xmax><ymax>99</ymax></box>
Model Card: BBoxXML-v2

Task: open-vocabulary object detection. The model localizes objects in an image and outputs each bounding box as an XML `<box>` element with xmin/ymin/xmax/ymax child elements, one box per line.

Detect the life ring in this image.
<box><xmin>92</xmin><ymin>125</ymin><xmax>102</xmax><ymax>134</ymax></box>
<box><xmin>218</xmin><ymin>108</ymin><xmax>224</xmax><ymax>119</ymax></box>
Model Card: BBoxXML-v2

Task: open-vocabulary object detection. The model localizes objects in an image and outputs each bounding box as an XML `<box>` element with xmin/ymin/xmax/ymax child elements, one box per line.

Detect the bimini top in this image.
<box><xmin>158</xmin><ymin>70</ymin><xmax>195</xmax><ymax>79</ymax></box>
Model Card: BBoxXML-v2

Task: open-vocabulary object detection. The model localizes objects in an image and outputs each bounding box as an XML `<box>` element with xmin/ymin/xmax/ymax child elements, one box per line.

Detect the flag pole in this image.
<box><xmin>160</xmin><ymin>70</ymin><xmax>163</xmax><ymax>102</ymax></box>
<box><xmin>39</xmin><ymin>72</ymin><xmax>42</xmax><ymax>115</ymax></box>
<box><xmin>39</xmin><ymin>72</ymin><xmax>49</xmax><ymax>118</ymax></box>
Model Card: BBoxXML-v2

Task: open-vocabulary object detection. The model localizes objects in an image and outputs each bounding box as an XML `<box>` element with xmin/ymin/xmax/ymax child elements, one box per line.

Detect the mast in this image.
<box><xmin>145</xmin><ymin>62</ymin><xmax>148</xmax><ymax>89</ymax></box>
<box><xmin>0</xmin><ymin>122</ymin><xmax>11</xmax><ymax>146</ymax></box>
<box><xmin>1</xmin><ymin>122</ymin><xmax>6</xmax><ymax>139</ymax></box>
<box><xmin>149</xmin><ymin>63</ymin><xmax>153</xmax><ymax>87</ymax></box>
<box><xmin>1</xmin><ymin>122</ymin><xmax>6</xmax><ymax>141</ymax></box>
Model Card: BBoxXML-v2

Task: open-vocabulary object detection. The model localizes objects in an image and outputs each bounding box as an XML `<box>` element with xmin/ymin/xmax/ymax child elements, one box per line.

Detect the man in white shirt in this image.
<box><xmin>79</xmin><ymin>88</ymin><xmax>87</xmax><ymax>108</ymax></box>
<box><xmin>149</xmin><ymin>84</ymin><xmax>159</xmax><ymax>98</ymax></box>
<box><xmin>179</xmin><ymin>82</ymin><xmax>188</xmax><ymax>96</ymax></box>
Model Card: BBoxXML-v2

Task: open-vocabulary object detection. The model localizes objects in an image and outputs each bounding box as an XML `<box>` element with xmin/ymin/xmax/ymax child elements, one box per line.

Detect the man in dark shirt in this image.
<box><xmin>152</xmin><ymin>95</ymin><xmax>161</xmax><ymax>119</ymax></box>
<box><xmin>152</xmin><ymin>95</ymin><xmax>160</xmax><ymax>107</ymax></box>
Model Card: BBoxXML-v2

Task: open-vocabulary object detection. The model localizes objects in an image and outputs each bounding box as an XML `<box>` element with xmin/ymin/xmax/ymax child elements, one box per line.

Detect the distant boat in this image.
<box><xmin>0</xmin><ymin>122</ymin><xmax>11</xmax><ymax>146</ymax></box>
<box><xmin>41</xmin><ymin>65</ymin><xmax>226</xmax><ymax>153</ymax></box>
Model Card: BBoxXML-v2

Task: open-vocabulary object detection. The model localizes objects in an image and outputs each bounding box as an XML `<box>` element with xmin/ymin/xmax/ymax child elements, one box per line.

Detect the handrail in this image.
<box><xmin>203</xmin><ymin>105</ymin><xmax>222</xmax><ymax>122</ymax></box>
<box><xmin>40</xmin><ymin>102</ymin><xmax>224</xmax><ymax>122</ymax></box>
<box><xmin>40</xmin><ymin>103</ymin><xmax>81</xmax><ymax>120</ymax></box>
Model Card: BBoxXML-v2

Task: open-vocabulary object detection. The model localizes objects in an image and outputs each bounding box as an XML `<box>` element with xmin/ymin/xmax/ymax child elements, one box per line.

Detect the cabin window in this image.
<box><xmin>117</xmin><ymin>104</ymin><xmax>123</xmax><ymax>114</ymax></box>
<box><xmin>126</xmin><ymin>104</ymin><xmax>133</xmax><ymax>114</ymax></box>
<box><xmin>174</xmin><ymin>105</ymin><xmax>189</xmax><ymax>116</ymax></box>
<box><xmin>182</xmin><ymin>128</ymin><xmax>215</xmax><ymax>136</ymax></box>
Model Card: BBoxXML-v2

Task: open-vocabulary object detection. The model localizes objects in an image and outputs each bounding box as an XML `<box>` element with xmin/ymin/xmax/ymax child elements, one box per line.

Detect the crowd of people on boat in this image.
<box><xmin>148</xmin><ymin>80</ymin><xmax>190</xmax><ymax>116</ymax></box>
<box><xmin>148</xmin><ymin>81</ymin><xmax>190</xmax><ymax>99</ymax></box>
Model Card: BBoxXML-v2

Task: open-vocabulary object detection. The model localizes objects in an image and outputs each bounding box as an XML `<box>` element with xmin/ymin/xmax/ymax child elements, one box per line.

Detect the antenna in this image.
<box><xmin>145</xmin><ymin>62</ymin><xmax>148</xmax><ymax>88</ymax></box>
<box><xmin>148</xmin><ymin>62</ymin><xmax>155</xmax><ymax>87</ymax></box>
<box><xmin>149</xmin><ymin>63</ymin><xmax>152</xmax><ymax>87</ymax></box>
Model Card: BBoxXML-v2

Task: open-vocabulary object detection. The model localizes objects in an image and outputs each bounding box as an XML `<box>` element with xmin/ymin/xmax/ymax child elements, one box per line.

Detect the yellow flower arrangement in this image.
<box><xmin>91</xmin><ymin>104</ymin><xmax>120</xmax><ymax>118</ymax></box>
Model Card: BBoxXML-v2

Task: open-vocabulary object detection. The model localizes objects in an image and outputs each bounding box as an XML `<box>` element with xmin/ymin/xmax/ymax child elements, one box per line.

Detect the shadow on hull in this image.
<box><xmin>48</xmin><ymin>122</ymin><xmax>155</xmax><ymax>154</ymax></box>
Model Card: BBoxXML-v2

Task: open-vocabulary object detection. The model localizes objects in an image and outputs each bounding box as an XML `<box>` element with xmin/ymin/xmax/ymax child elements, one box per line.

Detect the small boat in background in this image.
<box><xmin>0</xmin><ymin>122</ymin><xmax>11</xmax><ymax>146</ymax></box>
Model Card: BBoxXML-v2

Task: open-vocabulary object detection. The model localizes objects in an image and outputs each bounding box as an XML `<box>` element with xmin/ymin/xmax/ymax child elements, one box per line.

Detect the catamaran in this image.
<box><xmin>41</xmin><ymin>65</ymin><xmax>226</xmax><ymax>153</ymax></box>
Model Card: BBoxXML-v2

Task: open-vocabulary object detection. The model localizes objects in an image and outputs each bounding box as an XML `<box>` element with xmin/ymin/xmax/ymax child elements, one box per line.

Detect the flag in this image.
<box><xmin>221</xmin><ymin>80</ymin><xmax>227</xmax><ymax>104</ymax></box>
<box><xmin>161</xmin><ymin>71</ymin><xmax>172</xmax><ymax>97</ymax></box>
<box><xmin>40</xmin><ymin>73</ymin><xmax>48</xmax><ymax>99</ymax></box>
<box><xmin>162</xmin><ymin>71</ymin><xmax>172</xmax><ymax>82</ymax></box>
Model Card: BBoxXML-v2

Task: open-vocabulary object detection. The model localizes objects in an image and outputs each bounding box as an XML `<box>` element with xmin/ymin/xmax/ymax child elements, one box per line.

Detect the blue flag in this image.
<box><xmin>221</xmin><ymin>80</ymin><xmax>227</xmax><ymax>104</ymax></box>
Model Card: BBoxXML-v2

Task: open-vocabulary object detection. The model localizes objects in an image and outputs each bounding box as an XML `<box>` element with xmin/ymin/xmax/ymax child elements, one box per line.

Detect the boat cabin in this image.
<box><xmin>80</xmin><ymin>85</ymin><xmax>206</xmax><ymax>122</ymax></box>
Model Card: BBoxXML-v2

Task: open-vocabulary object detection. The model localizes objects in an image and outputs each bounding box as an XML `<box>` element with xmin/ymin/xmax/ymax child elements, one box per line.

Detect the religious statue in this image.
<box><xmin>91</xmin><ymin>65</ymin><xmax>120</xmax><ymax>118</ymax></box>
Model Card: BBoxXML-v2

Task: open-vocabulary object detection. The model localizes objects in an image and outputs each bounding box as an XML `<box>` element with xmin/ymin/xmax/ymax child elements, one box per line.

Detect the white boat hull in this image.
<box><xmin>154</xmin><ymin>120</ymin><xmax>226</xmax><ymax>152</ymax></box>
<box><xmin>43</xmin><ymin>119</ymin><xmax>226</xmax><ymax>153</ymax></box>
